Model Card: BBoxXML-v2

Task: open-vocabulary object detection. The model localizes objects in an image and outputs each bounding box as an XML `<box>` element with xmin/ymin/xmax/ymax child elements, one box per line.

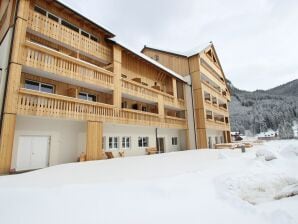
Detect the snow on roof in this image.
<box><xmin>143</xmin><ymin>42</ymin><xmax>212</xmax><ymax>58</ymax></box>
<box><xmin>111</xmin><ymin>38</ymin><xmax>188</xmax><ymax>83</ymax></box>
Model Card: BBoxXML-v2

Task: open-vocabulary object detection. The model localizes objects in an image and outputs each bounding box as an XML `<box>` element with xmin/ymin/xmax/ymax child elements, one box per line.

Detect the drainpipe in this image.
<box><xmin>0</xmin><ymin>0</ymin><xmax>20</xmax><ymax>133</ymax></box>
<box><xmin>155</xmin><ymin>128</ymin><xmax>159</xmax><ymax>153</ymax></box>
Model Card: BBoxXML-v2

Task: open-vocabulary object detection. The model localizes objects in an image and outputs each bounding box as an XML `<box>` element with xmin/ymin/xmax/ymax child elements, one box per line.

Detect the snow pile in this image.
<box><xmin>0</xmin><ymin>140</ymin><xmax>298</xmax><ymax>224</ymax></box>
<box><xmin>256</xmin><ymin>149</ymin><xmax>277</xmax><ymax>161</ymax></box>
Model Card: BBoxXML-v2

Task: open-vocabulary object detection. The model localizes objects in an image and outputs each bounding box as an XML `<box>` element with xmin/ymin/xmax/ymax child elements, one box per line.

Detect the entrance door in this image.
<box><xmin>16</xmin><ymin>136</ymin><xmax>50</xmax><ymax>171</ymax></box>
<box><xmin>157</xmin><ymin>137</ymin><xmax>165</xmax><ymax>153</ymax></box>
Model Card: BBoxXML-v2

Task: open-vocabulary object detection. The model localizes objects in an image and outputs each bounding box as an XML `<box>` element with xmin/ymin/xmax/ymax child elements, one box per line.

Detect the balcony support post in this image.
<box><xmin>86</xmin><ymin>120</ymin><xmax>104</xmax><ymax>160</ymax></box>
<box><xmin>113</xmin><ymin>45</ymin><xmax>122</xmax><ymax>109</ymax></box>
<box><xmin>0</xmin><ymin>0</ymin><xmax>29</xmax><ymax>174</ymax></box>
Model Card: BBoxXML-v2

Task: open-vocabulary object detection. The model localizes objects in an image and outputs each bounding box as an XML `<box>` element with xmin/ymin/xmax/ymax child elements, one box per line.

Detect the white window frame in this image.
<box><xmin>172</xmin><ymin>137</ymin><xmax>178</xmax><ymax>146</ymax></box>
<box><xmin>138</xmin><ymin>137</ymin><xmax>149</xmax><ymax>148</ymax></box>
<box><xmin>25</xmin><ymin>79</ymin><xmax>55</xmax><ymax>94</ymax></box>
<box><xmin>78</xmin><ymin>92</ymin><xmax>96</xmax><ymax>102</ymax></box>
<box><xmin>121</xmin><ymin>137</ymin><xmax>131</xmax><ymax>149</ymax></box>
<box><xmin>108</xmin><ymin>137</ymin><xmax>119</xmax><ymax>150</ymax></box>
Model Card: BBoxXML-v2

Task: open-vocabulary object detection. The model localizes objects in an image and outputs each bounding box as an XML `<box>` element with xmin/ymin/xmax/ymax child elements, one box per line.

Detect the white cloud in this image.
<box><xmin>61</xmin><ymin>0</ymin><xmax>298</xmax><ymax>91</ymax></box>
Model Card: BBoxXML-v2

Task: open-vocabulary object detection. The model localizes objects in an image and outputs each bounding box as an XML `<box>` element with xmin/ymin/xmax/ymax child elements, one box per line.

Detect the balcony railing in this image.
<box><xmin>121</xmin><ymin>79</ymin><xmax>158</xmax><ymax>102</ymax></box>
<box><xmin>27</xmin><ymin>10</ymin><xmax>112</xmax><ymax>63</ymax></box>
<box><xmin>121</xmin><ymin>78</ymin><xmax>185</xmax><ymax>109</ymax></box>
<box><xmin>17</xmin><ymin>88</ymin><xmax>187</xmax><ymax>129</ymax></box>
<box><xmin>23</xmin><ymin>41</ymin><xmax>114</xmax><ymax>89</ymax></box>
<box><xmin>165</xmin><ymin>116</ymin><xmax>188</xmax><ymax>128</ymax></box>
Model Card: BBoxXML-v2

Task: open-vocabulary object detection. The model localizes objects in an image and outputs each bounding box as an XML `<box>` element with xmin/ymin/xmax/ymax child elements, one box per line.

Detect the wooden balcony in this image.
<box><xmin>23</xmin><ymin>41</ymin><xmax>114</xmax><ymax>89</ymax></box>
<box><xmin>121</xmin><ymin>79</ymin><xmax>186</xmax><ymax>109</ymax></box>
<box><xmin>163</xmin><ymin>94</ymin><xmax>186</xmax><ymax>109</ymax></box>
<box><xmin>17</xmin><ymin>88</ymin><xmax>187</xmax><ymax>129</ymax></box>
<box><xmin>121</xmin><ymin>79</ymin><xmax>158</xmax><ymax>102</ymax></box>
<box><xmin>27</xmin><ymin>10</ymin><xmax>112</xmax><ymax>63</ymax></box>
<box><xmin>205</xmin><ymin>119</ymin><xmax>230</xmax><ymax>131</ymax></box>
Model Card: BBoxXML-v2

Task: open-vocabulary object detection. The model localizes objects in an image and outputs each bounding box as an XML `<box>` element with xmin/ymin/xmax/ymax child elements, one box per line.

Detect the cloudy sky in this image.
<box><xmin>61</xmin><ymin>0</ymin><xmax>298</xmax><ymax>91</ymax></box>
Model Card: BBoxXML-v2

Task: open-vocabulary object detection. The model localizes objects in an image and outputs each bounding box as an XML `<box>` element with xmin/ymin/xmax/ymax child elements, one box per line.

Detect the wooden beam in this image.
<box><xmin>0</xmin><ymin>114</ymin><xmax>16</xmax><ymax>174</ymax></box>
<box><xmin>86</xmin><ymin>121</ymin><xmax>104</xmax><ymax>160</ymax></box>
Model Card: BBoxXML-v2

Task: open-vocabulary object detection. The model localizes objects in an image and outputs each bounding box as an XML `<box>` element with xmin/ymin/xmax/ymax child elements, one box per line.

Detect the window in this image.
<box><xmin>34</xmin><ymin>6</ymin><xmax>46</xmax><ymax>16</ymax></box>
<box><xmin>142</xmin><ymin>106</ymin><xmax>147</xmax><ymax>112</ymax></box>
<box><xmin>81</xmin><ymin>30</ymin><xmax>90</xmax><ymax>38</ymax></box>
<box><xmin>138</xmin><ymin>137</ymin><xmax>149</xmax><ymax>147</ymax></box>
<box><xmin>172</xmin><ymin>137</ymin><xmax>178</xmax><ymax>146</ymax></box>
<box><xmin>122</xmin><ymin>137</ymin><xmax>130</xmax><ymax>149</ymax></box>
<box><xmin>121</xmin><ymin>101</ymin><xmax>127</xmax><ymax>108</ymax></box>
<box><xmin>155</xmin><ymin>55</ymin><xmax>159</xmax><ymax>61</ymax></box>
<box><xmin>25</xmin><ymin>80</ymin><xmax>54</xmax><ymax>93</ymax></box>
<box><xmin>61</xmin><ymin>20</ymin><xmax>79</xmax><ymax>33</ymax></box>
<box><xmin>90</xmin><ymin>35</ymin><xmax>98</xmax><ymax>42</ymax></box>
<box><xmin>48</xmin><ymin>13</ymin><xmax>59</xmax><ymax>22</ymax></box>
<box><xmin>108</xmin><ymin>137</ymin><xmax>118</xmax><ymax>150</ymax></box>
<box><xmin>78</xmin><ymin>92</ymin><xmax>96</xmax><ymax>102</ymax></box>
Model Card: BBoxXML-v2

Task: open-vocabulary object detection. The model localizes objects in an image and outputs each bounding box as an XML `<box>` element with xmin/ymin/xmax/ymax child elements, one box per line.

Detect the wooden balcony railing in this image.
<box><xmin>17</xmin><ymin>89</ymin><xmax>187</xmax><ymax>129</ymax></box>
<box><xmin>27</xmin><ymin>11</ymin><xmax>112</xmax><ymax>63</ymax></box>
<box><xmin>121</xmin><ymin>79</ymin><xmax>158</xmax><ymax>102</ymax></box>
<box><xmin>165</xmin><ymin>116</ymin><xmax>188</xmax><ymax>128</ymax></box>
<box><xmin>23</xmin><ymin>41</ymin><xmax>114</xmax><ymax>89</ymax></box>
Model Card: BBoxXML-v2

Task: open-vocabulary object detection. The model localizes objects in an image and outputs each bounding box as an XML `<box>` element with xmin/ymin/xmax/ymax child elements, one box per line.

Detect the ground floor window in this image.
<box><xmin>138</xmin><ymin>137</ymin><xmax>149</xmax><ymax>147</ymax></box>
<box><xmin>108</xmin><ymin>137</ymin><xmax>118</xmax><ymax>150</ymax></box>
<box><xmin>172</xmin><ymin>137</ymin><xmax>178</xmax><ymax>146</ymax></box>
<box><xmin>122</xmin><ymin>137</ymin><xmax>131</xmax><ymax>149</ymax></box>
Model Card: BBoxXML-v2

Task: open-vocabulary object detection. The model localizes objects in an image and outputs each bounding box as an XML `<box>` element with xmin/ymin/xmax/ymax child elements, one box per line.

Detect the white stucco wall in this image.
<box><xmin>103</xmin><ymin>124</ymin><xmax>186</xmax><ymax>157</ymax></box>
<box><xmin>206</xmin><ymin>129</ymin><xmax>225</xmax><ymax>148</ymax></box>
<box><xmin>0</xmin><ymin>28</ymin><xmax>13</xmax><ymax>117</ymax></box>
<box><xmin>12</xmin><ymin>117</ymin><xmax>187</xmax><ymax>169</ymax></box>
<box><xmin>12</xmin><ymin>116</ymin><xmax>86</xmax><ymax>169</ymax></box>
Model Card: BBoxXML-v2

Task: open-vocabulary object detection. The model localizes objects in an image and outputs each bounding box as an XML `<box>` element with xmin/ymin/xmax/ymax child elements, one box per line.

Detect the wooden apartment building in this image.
<box><xmin>0</xmin><ymin>0</ymin><xmax>231</xmax><ymax>174</ymax></box>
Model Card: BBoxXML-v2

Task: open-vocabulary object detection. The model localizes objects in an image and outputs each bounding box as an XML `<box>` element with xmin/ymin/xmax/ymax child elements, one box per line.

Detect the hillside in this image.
<box><xmin>228</xmin><ymin>79</ymin><xmax>298</xmax><ymax>136</ymax></box>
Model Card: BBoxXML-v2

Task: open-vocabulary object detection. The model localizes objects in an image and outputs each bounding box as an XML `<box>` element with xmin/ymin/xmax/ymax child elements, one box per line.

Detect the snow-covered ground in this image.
<box><xmin>0</xmin><ymin>140</ymin><xmax>298</xmax><ymax>224</ymax></box>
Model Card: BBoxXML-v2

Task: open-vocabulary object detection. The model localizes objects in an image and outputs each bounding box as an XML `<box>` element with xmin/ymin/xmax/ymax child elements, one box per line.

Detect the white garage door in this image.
<box><xmin>16</xmin><ymin>136</ymin><xmax>50</xmax><ymax>171</ymax></box>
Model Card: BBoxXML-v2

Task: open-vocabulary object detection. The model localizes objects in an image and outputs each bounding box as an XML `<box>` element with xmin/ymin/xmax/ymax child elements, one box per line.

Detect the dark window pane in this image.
<box><xmin>79</xmin><ymin>93</ymin><xmax>87</xmax><ymax>100</ymax></box>
<box><xmin>88</xmin><ymin>94</ymin><xmax>96</xmax><ymax>102</ymax></box>
<box><xmin>90</xmin><ymin>35</ymin><xmax>98</xmax><ymax>42</ymax></box>
<box><xmin>61</xmin><ymin>20</ymin><xmax>79</xmax><ymax>33</ymax></box>
<box><xmin>41</xmin><ymin>84</ymin><xmax>54</xmax><ymax>93</ymax></box>
<box><xmin>81</xmin><ymin>30</ymin><xmax>89</xmax><ymax>38</ymax></box>
<box><xmin>34</xmin><ymin>6</ymin><xmax>46</xmax><ymax>16</ymax></box>
<box><xmin>48</xmin><ymin>13</ymin><xmax>59</xmax><ymax>22</ymax></box>
<box><xmin>25</xmin><ymin>80</ymin><xmax>39</xmax><ymax>91</ymax></box>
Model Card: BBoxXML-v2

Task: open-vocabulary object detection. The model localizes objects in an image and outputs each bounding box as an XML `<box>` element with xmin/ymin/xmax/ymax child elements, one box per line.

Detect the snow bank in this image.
<box><xmin>256</xmin><ymin>149</ymin><xmax>277</xmax><ymax>161</ymax></box>
<box><xmin>0</xmin><ymin>141</ymin><xmax>298</xmax><ymax>224</ymax></box>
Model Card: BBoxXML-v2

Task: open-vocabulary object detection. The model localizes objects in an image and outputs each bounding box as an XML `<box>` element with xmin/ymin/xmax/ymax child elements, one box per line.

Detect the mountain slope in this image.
<box><xmin>228</xmin><ymin>79</ymin><xmax>298</xmax><ymax>134</ymax></box>
<box><xmin>266</xmin><ymin>79</ymin><xmax>298</xmax><ymax>96</ymax></box>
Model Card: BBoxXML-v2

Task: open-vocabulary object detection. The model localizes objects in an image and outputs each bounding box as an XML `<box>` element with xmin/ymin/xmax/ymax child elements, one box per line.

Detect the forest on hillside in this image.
<box><xmin>228</xmin><ymin>79</ymin><xmax>298</xmax><ymax>138</ymax></box>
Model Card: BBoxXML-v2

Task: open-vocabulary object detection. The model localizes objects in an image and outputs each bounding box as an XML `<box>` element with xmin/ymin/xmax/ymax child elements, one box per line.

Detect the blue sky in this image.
<box><xmin>61</xmin><ymin>0</ymin><xmax>298</xmax><ymax>91</ymax></box>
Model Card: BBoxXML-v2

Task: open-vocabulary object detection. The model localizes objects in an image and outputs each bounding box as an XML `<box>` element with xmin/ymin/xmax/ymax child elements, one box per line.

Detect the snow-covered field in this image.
<box><xmin>0</xmin><ymin>140</ymin><xmax>297</xmax><ymax>224</ymax></box>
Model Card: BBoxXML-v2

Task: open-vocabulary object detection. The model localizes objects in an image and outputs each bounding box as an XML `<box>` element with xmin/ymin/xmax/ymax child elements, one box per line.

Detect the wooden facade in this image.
<box><xmin>0</xmin><ymin>0</ymin><xmax>230</xmax><ymax>174</ymax></box>
<box><xmin>0</xmin><ymin>0</ymin><xmax>189</xmax><ymax>174</ymax></box>
<box><xmin>142</xmin><ymin>44</ymin><xmax>231</xmax><ymax>149</ymax></box>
